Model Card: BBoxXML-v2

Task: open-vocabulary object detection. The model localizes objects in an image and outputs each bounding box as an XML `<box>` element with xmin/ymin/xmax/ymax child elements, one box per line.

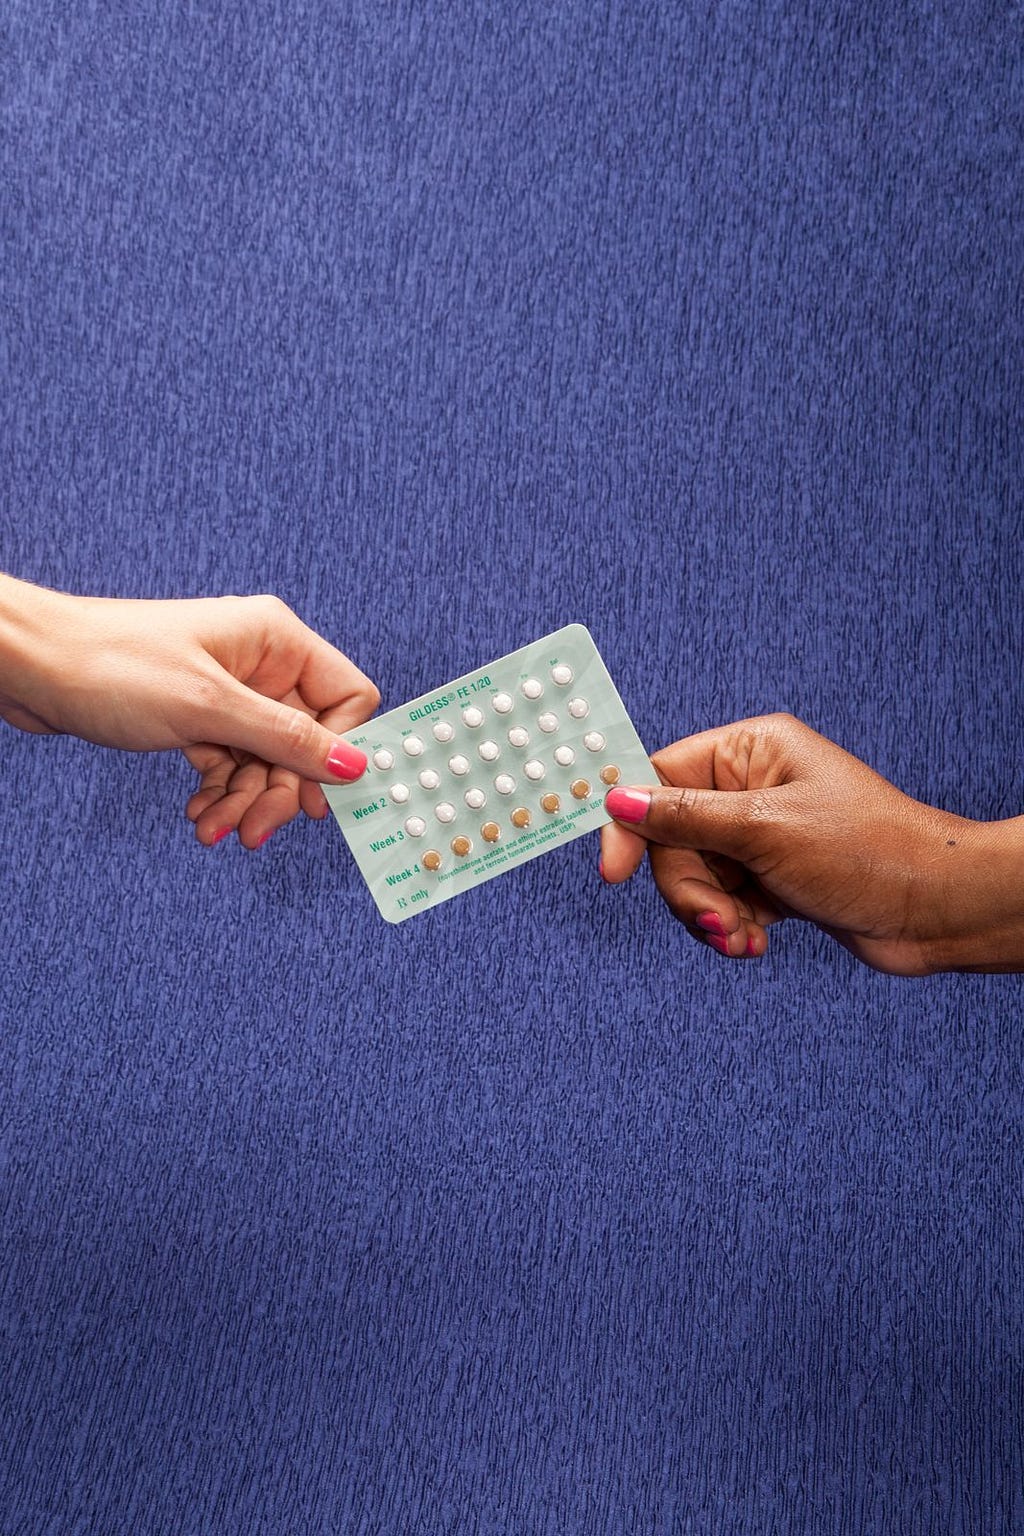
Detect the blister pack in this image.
<box><xmin>323</xmin><ymin>624</ymin><xmax>654</xmax><ymax>922</ymax></box>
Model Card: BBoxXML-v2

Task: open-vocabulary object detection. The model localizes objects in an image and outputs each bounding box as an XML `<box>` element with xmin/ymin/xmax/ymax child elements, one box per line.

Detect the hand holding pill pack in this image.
<box><xmin>323</xmin><ymin>624</ymin><xmax>655</xmax><ymax>922</ymax></box>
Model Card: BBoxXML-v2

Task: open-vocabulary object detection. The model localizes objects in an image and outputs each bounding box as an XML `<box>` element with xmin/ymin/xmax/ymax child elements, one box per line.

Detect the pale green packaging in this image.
<box><xmin>323</xmin><ymin>624</ymin><xmax>655</xmax><ymax>923</ymax></box>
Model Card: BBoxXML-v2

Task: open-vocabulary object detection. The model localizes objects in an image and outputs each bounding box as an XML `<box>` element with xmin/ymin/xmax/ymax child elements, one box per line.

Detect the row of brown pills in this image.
<box><xmin>419</xmin><ymin>767</ymin><xmax>621</xmax><ymax>873</ymax></box>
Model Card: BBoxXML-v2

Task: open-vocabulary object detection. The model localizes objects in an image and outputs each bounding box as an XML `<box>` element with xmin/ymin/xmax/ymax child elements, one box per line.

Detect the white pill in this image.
<box><xmin>464</xmin><ymin>787</ymin><xmax>487</xmax><ymax>810</ymax></box>
<box><xmin>404</xmin><ymin>816</ymin><xmax>426</xmax><ymax>838</ymax></box>
<box><xmin>567</xmin><ymin>697</ymin><xmax>589</xmax><ymax>720</ymax></box>
<box><xmin>435</xmin><ymin>801</ymin><xmax>456</xmax><ymax>824</ymax></box>
<box><xmin>372</xmin><ymin>748</ymin><xmax>394</xmax><ymax>771</ymax></box>
<box><xmin>494</xmin><ymin>774</ymin><xmax>516</xmax><ymax>795</ymax></box>
<box><xmin>492</xmin><ymin>692</ymin><xmax>514</xmax><ymax>714</ymax></box>
<box><xmin>507</xmin><ymin>726</ymin><xmax>529</xmax><ymax>748</ymax></box>
<box><xmin>478</xmin><ymin>740</ymin><xmax>500</xmax><ymax>762</ymax></box>
<box><xmin>402</xmin><ymin>734</ymin><xmax>425</xmax><ymax>756</ymax></box>
<box><xmin>448</xmin><ymin>754</ymin><xmax>471</xmax><ymax>776</ymax></box>
<box><xmin>462</xmin><ymin>706</ymin><xmax>484</xmax><ymax>728</ymax></box>
<box><xmin>521</xmin><ymin>678</ymin><xmax>543</xmax><ymax>700</ymax></box>
<box><xmin>432</xmin><ymin>720</ymin><xmax>454</xmax><ymax>743</ymax></box>
<box><xmin>537</xmin><ymin>712</ymin><xmax>559</xmax><ymax>733</ymax></box>
<box><xmin>583</xmin><ymin>730</ymin><xmax>605</xmax><ymax>752</ymax></box>
<box><xmin>551</xmin><ymin>664</ymin><xmax>573</xmax><ymax>686</ymax></box>
<box><xmin>554</xmin><ymin>745</ymin><xmax>575</xmax><ymax>767</ymax></box>
<box><xmin>390</xmin><ymin>782</ymin><xmax>411</xmax><ymax>804</ymax></box>
<box><xmin>524</xmin><ymin>759</ymin><xmax>545</xmax><ymax>781</ymax></box>
<box><xmin>418</xmin><ymin>768</ymin><xmax>441</xmax><ymax>791</ymax></box>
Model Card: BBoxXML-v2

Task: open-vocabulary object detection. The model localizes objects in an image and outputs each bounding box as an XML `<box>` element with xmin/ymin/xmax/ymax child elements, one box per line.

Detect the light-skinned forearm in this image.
<box><xmin>0</xmin><ymin>573</ymin><xmax>73</xmax><ymax>735</ymax></box>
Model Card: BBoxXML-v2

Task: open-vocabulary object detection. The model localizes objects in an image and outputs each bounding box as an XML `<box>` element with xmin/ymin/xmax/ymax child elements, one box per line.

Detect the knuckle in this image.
<box><xmin>239</xmin><ymin>592</ymin><xmax>291</xmax><ymax>626</ymax></box>
<box><xmin>764</xmin><ymin>710</ymin><xmax>804</xmax><ymax>746</ymax></box>
<box><xmin>661</xmin><ymin>786</ymin><xmax>700</xmax><ymax>840</ymax></box>
<box><xmin>360</xmin><ymin>679</ymin><xmax>382</xmax><ymax>714</ymax></box>
<box><xmin>743</xmin><ymin>788</ymin><xmax>776</xmax><ymax>827</ymax></box>
<box><xmin>187</xmin><ymin>671</ymin><xmax>226</xmax><ymax>719</ymax></box>
<box><xmin>765</xmin><ymin>710</ymin><xmax>797</xmax><ymax>729</ymax></box>
<box><xmin>278</xmin><ymin>707</ymin><xmax>317</xmax><ymax>756</ymax></box>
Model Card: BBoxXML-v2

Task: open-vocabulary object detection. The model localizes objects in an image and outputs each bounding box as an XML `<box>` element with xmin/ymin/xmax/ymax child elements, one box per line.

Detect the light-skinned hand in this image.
<box><xmin>0</xmin><ymin>576</ymin><xmax>379</xmax><ymax>848</ymax></box>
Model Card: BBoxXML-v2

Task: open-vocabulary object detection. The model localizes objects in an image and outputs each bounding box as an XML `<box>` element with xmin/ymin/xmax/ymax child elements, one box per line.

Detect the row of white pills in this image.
<box><xmin>388</xmin><ymin>774</ymin><xmax>545</xmax><ymax>809</ymax></box>
<box><xmin>373</xmin><ymin>721</ymin><xmax>605</xmax><ymax>774</ymax></box>
<box><xmin>382</xmin><ymin>738</ymin><xmax>608</xmax><ymax>801</ymax></box>
<box><xmin>377</xmin><ymin>699</ymin><xmax>592</xmax><ymax>766</ymax></box>
<box><xmin>461</xmin><ymin>695</ymin><xmax>590</xmax><ymax>729</ymax></box>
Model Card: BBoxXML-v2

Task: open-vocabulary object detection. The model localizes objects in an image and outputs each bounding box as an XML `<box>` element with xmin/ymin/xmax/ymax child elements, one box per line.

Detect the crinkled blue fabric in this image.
<box><xmin>2</xmin><ymin>3</ymin><xmax>1023</xmax><ymax>1532</ymax></box>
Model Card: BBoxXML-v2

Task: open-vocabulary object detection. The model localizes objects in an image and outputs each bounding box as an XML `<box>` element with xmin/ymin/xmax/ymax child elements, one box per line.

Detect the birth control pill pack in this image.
<box><xmin>323</xmin><ymin>624</ymin><xmax>655</xmax><ymax>923</ymax></box>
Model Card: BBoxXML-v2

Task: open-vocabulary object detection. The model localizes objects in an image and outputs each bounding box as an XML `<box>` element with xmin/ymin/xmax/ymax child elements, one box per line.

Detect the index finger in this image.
<box><xmin>651</xmin><ymin>720</ymin><xmax>790</xmax><ymax>799</ymax></box>
<box><xmin>292</xmin><ymin>624</ymin><xmax>380</xmax><ymax>724</ymax></box>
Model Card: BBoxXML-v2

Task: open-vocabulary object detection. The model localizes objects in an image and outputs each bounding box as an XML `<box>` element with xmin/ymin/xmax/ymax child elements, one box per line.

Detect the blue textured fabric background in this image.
<box><xmin>2</xmin><ymin>3</ymin><xmax>1023</xmax><ymax>1532</ymax></box>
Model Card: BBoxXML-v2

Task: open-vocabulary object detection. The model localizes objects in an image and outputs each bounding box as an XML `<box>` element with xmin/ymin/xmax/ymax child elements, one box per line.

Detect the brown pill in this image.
<box><xmin>451</xmin><ymin>835</ymin><xmax>472</xmax><ymax>857</ymax></box>
<box><xmin>540</xmin><ymin>792</ymin><xmax>561</xmax><ymax>814</ymax></box>
<box><xmin>599</xmin><ymin>764</ymin><xmax>620</xmax><ymax>786</ymax></box>
<box><xmin>422</xmin><ymin>849</ymin><xmax>442</xmax><ymax>872</ymax></box>
<box><xmin>510</xmin><ymin>806</ymin><xmax>531</xmax><ymax>829</ymax></box>
<box><xmin>481</xmin><ymin>821</ymin><xmax>501</xmax><ymax>843</ymax></box>
<box><xmin>570</xmin><ymin>779</ymin><xmax>591</xmax><ymax>800</ymax></box>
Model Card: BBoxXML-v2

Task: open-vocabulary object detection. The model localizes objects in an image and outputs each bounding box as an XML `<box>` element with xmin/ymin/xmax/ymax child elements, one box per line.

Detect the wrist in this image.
<box><xmin>0</xmin><ymin>574</ymin><xmax>78</xmax><ymax>735</ymax></box>
<box><xmin>914</xmin><ymin>810</ymin><xmax>1024</xmax><ymax>973</ymax></box>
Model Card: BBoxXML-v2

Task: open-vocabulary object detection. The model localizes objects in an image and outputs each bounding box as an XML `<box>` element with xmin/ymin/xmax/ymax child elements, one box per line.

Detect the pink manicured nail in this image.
<box><xmin>255</xmin><ymin>831</ymin><xmax>273</xmax><ymax>849</ymax></box>
<box><xmin>325</xmin><ymin>740</ymin><xmax>368</xmax><ymax>782</ymax></box>
<box><xmin>746</xmin><ymin>936</ymin><xmax>759</xmax><ymax>957</ymax></box>
<box><xmin>696</xmin><ymin>911</ymin><xmax>726</xmax><ymax>936</ymax></box>
<box><xmin>707</xmin><ymin>934</ymin><xmax>731</xmax><ymax>956</ymax></box>
<box><xmin>605</xmin><ymin>787</ymin><xmax>651</xmax><ymax>824</ymax></box>
<box><xmin>211</xmin><ymin>827</ymin><xmax>231</xmax><ymax>845</ymax></box>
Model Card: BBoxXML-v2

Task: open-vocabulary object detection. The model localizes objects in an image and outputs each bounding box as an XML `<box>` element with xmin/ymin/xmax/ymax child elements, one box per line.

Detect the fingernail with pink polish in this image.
<box><xmin>211</xmin><ymin>827</ymin><xmax>231</xmax><ymax>845</ymax></box>
<box><xmin>605</xmin><ymin>787</ymin><xmax>651</xmax><ymax>824</ymax></box>
<box><xmin>255</xmin><ymin>831</ymin><xmax>273</xmax><ymax>849</ymax></box>
<box><xmin>746</xmin><ymin>936</ymin><xmax>759</xmax><ymax>958</ymax></box>
<box><xmin>707</xmin><ymin>934</ymin><xmax>731</xmax><ymax>956</ymax></box>
<box><xmin>696</xmin><ymin>911</ymin><xmax>726</xmax><ymax>936</ymax></box>
<box><xmin>325</xmin><ymin>740</ymin><xmax>367</xmax><ymax>782</ymax></box>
